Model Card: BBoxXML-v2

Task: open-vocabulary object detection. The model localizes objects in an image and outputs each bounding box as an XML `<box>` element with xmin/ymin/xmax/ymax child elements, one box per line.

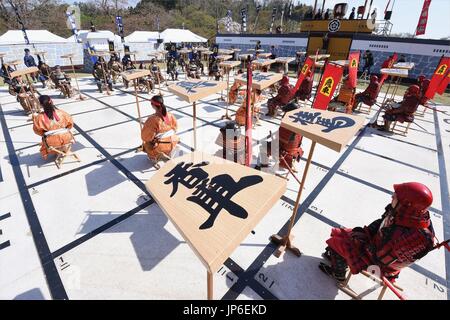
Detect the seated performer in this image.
<box><xmin>187</xmin><ymin>59</ymin><xmax>201</xmax><ymax>79</ymax></box>
<box><xmin>167</xmin><ymin>56</ymin><xmax>179</xmax><ymax>81</ymax></box>
<box><xmin>150</xmin><ymin>59</ymin><xmax>164</xmax><ymax>85</ymax></box>
<box><xmin>32</xmin><ymin>95</ymin><xmax>74</xmax><ymax>160</ymax></box>
<box><xmin>37</xmin><ymin>58</ymin><xmax>51</xmax><ymax>88</ymax></box>
<box><xmin>23</xmin><ymin>48</ymin><xmax>38</xmax><ymax>82</ymax></box>
<box><xmin>209</xmin><ymin>57</ymin><xmax>222</xmax><ymax>81</ymax></box>
<box><xmin>138</xmin><ymin>63</ymin><xmax>155</xmax><ymax>93</ymax></box>
<box><xmin>417</xmin><ymin>75</ymin><xmax>430</xmax><ymax>106</ymax></box>
<box><xmin>329</xmin><ymin>76</ymin><xmax>356</xmax><ymax>114</ymax></box>
<box><xmin>279</xmin><ymin>103</ymin><xmax>304</xmax><ymax>170</ymax></box>
<box><xmin>51</xmin><ymin>66</ymin><xmax>72</xmax><ymax>98</ymax></box>
<box><xmin>372</xmin><ymin>84</ymin><xmax>421</xmax><ymax>131</ymax></box>
<box><xmin>122</xmin><ymin>60</ymin><xmax>136</xmax><ymax>89</ymax></box>
<box><xmin>266</xmin><ymin>76</ymin><xmax>294</xmax><ymax>117</ymax></box>
<box><xmin>93</xmin><ymin>63</ymin><xmax>113</xmax><ymax>93</ymax></box>
<box><xmin>352</xmin><ymin>75</ymin><xmax>381</xmax><ymax>111</ymax></box>
<box><xmin>294</xmin><ymin>70</ymin><xmax>313</xmax><ymax>102</ymax></box>
<box><xmin>228</xmin><ymin>69</ymin><xmax>244</xmax><ymax>105</ymax></box>
<box><xmin>320</xmin><ymin>182</ymin><xmax>435</xmax><ymax>283</ymax></box>
<box><xmin>108</xmin><ymin>53</ymin><xmax>123</xmax><ymax>84</ymax></box>
<box><xmin>195</xmin><ymin>56</ymin><xmax>205</xmax><ymax>75</ymax></box>
<box><xmin>141</xmin><ymin>95</ymin><xmax>179</xmax><ymax>164</ymax></box>
<box><xmin>1</xmin><ymin>63</ymin><xmax>14</xmax><ymax>86</ymax></box>
<box><xmin>235</xmin><ymin>89</ymin><xmax>264</xmax><ymax>126</ymax></box>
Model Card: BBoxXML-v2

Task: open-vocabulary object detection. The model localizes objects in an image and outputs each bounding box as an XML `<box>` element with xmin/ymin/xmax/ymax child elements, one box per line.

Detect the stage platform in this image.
<box><xmin>0</xmin><ymin>75</ymin><xmax>448</xmax><ymax>300</ymax></box>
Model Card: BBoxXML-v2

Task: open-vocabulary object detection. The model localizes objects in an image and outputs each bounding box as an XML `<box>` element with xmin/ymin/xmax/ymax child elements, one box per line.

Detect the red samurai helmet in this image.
<box><xmin>393</xmin><ymin>182</ymin><xmax>433</xmax><ymax>228</ymax></box>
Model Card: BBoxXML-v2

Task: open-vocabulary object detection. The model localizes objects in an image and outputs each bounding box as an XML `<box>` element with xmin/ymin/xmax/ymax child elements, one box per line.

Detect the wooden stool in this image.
<box><xmin>338</xmin><ymin>270</ymin><xmax>404</xmax><ymax>300</ymax></box>
<box><xmin>390</xmin><ymin>120</ymin><xmax>412</xmax><ymax>136</ymax></box>
<box><xmin>44</xmin><ymin>130</ymin><xmax>80</xmax><ymax>169</ymax></box>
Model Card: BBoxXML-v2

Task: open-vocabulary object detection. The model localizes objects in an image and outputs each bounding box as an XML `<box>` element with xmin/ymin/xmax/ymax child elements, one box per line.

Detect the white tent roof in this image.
<box><xmin>67</xmin><ymin>30</ymin><xmax>121</xmax><ymax>43</ymax></box>
<box><xmin>125</xmin><ymin>31</ymin><xmax>160</xmax><ymax>43</ymax></box>
<box><xmin>0</xmin><ymin>30</ymin><xmax>68</xmax><ymax>45</ymax></box>
<box><xmin>160</xmin><ymin>29</ymin><xmax>207</xmax><ymax>43</ymax></box>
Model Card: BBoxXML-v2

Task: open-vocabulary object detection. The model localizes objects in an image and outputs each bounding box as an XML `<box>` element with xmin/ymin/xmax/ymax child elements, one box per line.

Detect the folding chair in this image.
<box><xmin>354</xmin><ymin>99</ymin><xmax>378</xmax><ymax>114</ymax></box>
<box><xmin>43</xmin><ymin>128</ymin><xmax>80</xmax><ymax>169</ymax></box>
<box><xmin>338</xmin><ymin>270</ymin><xmax>405</xmax><ymax>300</ymax></box>
<box><xmin>390</xmin><ymin>120</ymin><xmax>412</xmax><ymax>136</ymax></box>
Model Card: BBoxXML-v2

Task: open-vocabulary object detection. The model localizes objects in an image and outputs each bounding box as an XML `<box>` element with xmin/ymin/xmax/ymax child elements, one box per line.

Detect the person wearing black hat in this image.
<box><xmin>24</xmin><ymin>48</ymin><xmax>38</xmax><ymax>82</ymax></box>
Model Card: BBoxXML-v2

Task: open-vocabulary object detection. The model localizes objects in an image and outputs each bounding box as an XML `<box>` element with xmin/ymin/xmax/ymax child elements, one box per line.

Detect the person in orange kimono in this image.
<box><xmin>32</xmin><ymin>95</ymin><xmax>74</xmax><ymax>160</ymax></box>
<box><xmin>141</xmin><ymin>95</ymin><xmax>179</xmax><ymax>163</ymax></box>
<box><xmin>235</xmin><ymin>89</ymin><xmax>264</xmax><ymax>126</ymax></box>
<box><xmin>228</xmin><ymin>69</ymin><xmax>244</xmax><ymax>105</ymax></box>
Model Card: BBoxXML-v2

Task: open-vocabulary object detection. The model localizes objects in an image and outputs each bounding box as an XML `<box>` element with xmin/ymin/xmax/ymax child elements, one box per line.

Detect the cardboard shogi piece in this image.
<box><xmin>218</xmin><ymin>49</ymin><xmax>234</xmax><ymax>55</ymax></box>
<box><xmin>145</xmin><ymin>151</ymin><xmax>287</xmax><ymax>299</ymax></box>
<box><xmin>393</xmin><ymin>62</ymin><xmax>415</xmax><ymax>70</ymax></box>
<box><xmin>168</xmin><ymin>79</ymin><xmax>227</xmax><ymax>103</ymax></box>
<box><xmin>380</xmin><ymin>68</ymin><xmax>409</xmax><ymax>78</ymax></box>
<box><xmin>276</xmin><ymin>57</ymin><xmax>296</xmax><ymax>64</ymax></box>
<box><xmin>281</xmin><ymin>108</ymin><xmax>365</xmax><ymax>153</ymax></box>
<box><xmin>10</xmin><ymin>67</ymin><xmax>39</xmax><ymax>78</ymax></box>
<box><xmin>216</xmin><ymin>55</ymin><xmax>233</xmax><ymax>61</ymax></box>
<box><xmin>257</xmin><ymin>53</ymin><xmax>272</xmax><ymax>59</ymax></box>
<box><xmin>219</xmin><ymin>61</ymin><xmax>241</xmax><ymax>69</ymax></box>
<box><xmin>252</xmin><ymin>59</ymin><xmax>277</xmax><ymax>68</ymax></box>
<box><xmin>121</xmin><ymin>69</ymin><xmax>151</xmax><ymax>82</ymax></box>
<box><xmin>234</xmin><ymin>71</ymin><xmax>283</xmax><ymax>91</ymax></box>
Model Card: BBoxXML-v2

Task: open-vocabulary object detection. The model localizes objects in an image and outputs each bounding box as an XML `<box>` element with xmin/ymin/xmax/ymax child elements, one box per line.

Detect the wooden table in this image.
<box><xmin>121</xmin><ymin>69</ymin><xmax>151</xmax><ymax>131</ymax></box>
<box><xmin>61</xmin><ymin>53</ymin><xmax>86</xmax><ymax>100</ymax></box>
<box><xmin>276</xmin><ymin>57</ymin><xmax>296</xmax><ymax>74</ymax></box>
<box><xmin>271</xmin><ymin>109</ymin><xmax>364</xmax><ymax>257</ymax></box>
<box><xmin>168</xmin><ymin>80</ymin><xmax>227</xmax><ymax>150</ymax></box>
<box><xmin>219</xmin><ymin>61</ymin><xmax>241</xmax><ymax>120</ymax></box>
<box><xmin>145</xmin><ymin>151</ymin><xmax>287</xmax><ymax>300</ymax></box>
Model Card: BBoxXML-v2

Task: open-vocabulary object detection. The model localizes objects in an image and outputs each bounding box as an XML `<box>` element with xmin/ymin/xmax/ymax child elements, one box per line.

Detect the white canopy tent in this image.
<box><xmin>125</xmin><ymin>31</ymin><xmax>161</xmax><ymax>43</ymax></box>
<box><xmin>67</xmin><ymin>30</ymin><xmax>122</xmax><ymax>51</ymax></box>
<box><xmin>160</xmin><ymin>29</ymin><xmax>207</xmax><ymax>44</ymax></box>
<box><xmin>0</xmin><ymin>30</ymin><xmax>68</xmax><ymax>44</ymax></box>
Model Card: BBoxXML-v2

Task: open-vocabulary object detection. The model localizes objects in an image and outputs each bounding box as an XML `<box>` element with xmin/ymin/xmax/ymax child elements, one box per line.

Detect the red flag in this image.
<box><xmin>348</xmin><ymin>51</ymin><xmax>360</xmax><ymax>89</ymax></box>
<box><xmin>294</xmin><ymin>57</ymin><xmax>314</xmax><ymax>92</ymax></box>
<box><xmin>425</xmin><ymin>57</ymin><xmax>450</xmax><ymax>99</ymax></box>
<box><xmin>245</xmin><ymin>58</ymin><xmax>253</xmax><ymax>167</ymax></box>
<box><xmin>416</xmin><ymin>0</ymin><xmax>432</xmax><ymax>36</ymax></box>
<box><xmin>313</xmin><ymin>62</ymin><xmax>344</xmax><ymax>110</ymax></box>
<box><xmin>436</xmin><ymin>70</ymin><xmax>450</xmax><ymax>95</ymax></box>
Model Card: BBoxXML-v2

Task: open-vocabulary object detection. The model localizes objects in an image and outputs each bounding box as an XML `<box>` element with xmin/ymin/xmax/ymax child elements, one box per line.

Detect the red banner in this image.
<box><xmin>348</xmin><ymin>51</ymin><xmax>360</xmax><ymax>89</ymax></box>
<box><xmin>294</xmin><ymin>57</ymin><xmax>314</xmax><ymax>92</ymax></box>
<box><xmin>436</xmin><ymin>69</ymin><xmax>450</xmax><ymax>95</ymax></box>
<box><xmin>425</xmin><ymin>57</ymin><xmax>450</xmax><ymax>99</ymax></box>
<box><xmin>416</xmin><ymin>0</ymin><xmax>432</xmax><ymax>36</ymax></box>
<box><xmin>313</xmin><ymin>63</ymin><xmax>344</xmax><ymax>110</ymax></box>
<box><xmin>245</xmin><ymin>59</ymin><xmax>253</xmax><ymax>167</ymax></box>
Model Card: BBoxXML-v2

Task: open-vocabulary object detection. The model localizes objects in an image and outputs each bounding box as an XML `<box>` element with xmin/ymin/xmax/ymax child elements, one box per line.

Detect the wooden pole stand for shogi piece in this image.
<box><xmin>122</xmin><ymin>69</ymin><xmax>151</xmax><ymax>153</ymax></box>
<box><xmin>271</xmin><ymin>109</ymin><xmax>365</xmax><ymax>258</ymax></box>
<box><xmin>61</xmin><ymin>54</ymin><xmax>87</xmax><ymax>101</ymax></box>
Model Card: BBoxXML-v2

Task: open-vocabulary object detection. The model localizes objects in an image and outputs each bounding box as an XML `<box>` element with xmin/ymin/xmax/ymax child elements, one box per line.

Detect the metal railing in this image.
<box><xmin>373</xmin><ymin>20</ymin><xmax>394</xmax><ymax>37</ymax></box>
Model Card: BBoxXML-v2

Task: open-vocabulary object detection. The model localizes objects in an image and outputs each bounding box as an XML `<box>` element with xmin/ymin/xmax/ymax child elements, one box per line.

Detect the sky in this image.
<box><xmin>64</xmin><ymin>0</ymin><xmax>450</xmax><ymax>39</ymax></box>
